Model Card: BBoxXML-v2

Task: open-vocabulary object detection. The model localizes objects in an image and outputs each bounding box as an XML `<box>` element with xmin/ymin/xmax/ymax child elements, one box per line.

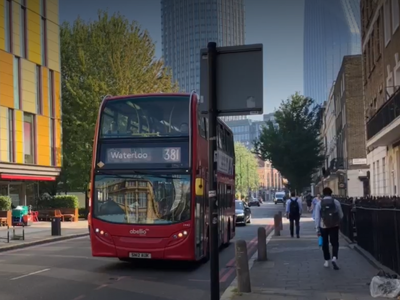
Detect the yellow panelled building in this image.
<box><xmin>0</xmin><ymin>0</ymin><xmax>61</xmax><ymax>205</ymax></box>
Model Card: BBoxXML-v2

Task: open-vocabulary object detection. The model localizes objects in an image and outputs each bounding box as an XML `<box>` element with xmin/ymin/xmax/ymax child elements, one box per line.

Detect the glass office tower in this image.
<box><xmin>161</xmin><ymin>0</ymin><xmax>245</xmax><ymax>93</ymax></box>
<box><xmin>303</xmin><ymin>0</ymin><xmax>361</xmax><ymax>104</ymax></box>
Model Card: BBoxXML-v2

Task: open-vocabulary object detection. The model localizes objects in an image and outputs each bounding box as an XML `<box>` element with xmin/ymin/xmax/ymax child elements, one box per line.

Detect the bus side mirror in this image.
<box><xmin>195</xmin><ymin>178</ymin><xmax>204</xmax><ymax>196</ymax></box>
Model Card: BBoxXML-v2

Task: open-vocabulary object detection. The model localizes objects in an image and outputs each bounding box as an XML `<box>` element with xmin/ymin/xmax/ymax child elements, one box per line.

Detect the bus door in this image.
<box><xmin>195</xmin><ymin>176</ymin><xmax>205</xmax><ymax>259</ymax></box>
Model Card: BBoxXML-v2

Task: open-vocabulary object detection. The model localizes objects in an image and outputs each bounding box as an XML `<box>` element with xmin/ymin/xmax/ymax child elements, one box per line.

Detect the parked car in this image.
<box><xmin>235</xmin><ymin>200</ymin><xmax>251</xmax><ymax>225</ymax></box>
<box><xmin>248</xmin><ymin>197</ymin><xmax>261</xmax><ymax>207</ymax></box>
<box><xmin>274</xmin><ymin>192</ymin><xmax>286</xmax><ymax>205</ymax></box>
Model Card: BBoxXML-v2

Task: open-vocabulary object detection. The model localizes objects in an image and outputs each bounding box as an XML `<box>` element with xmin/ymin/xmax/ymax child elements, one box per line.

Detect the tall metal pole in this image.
<box><xmin>207</xmin><ymin>42</ymin><xmax>220</xmax><ymax>300</ymax></box>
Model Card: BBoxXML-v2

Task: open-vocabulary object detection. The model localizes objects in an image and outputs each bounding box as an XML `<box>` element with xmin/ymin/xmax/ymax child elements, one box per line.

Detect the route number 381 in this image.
<box><xmin>163</xmin><ymin>148</ymin><xmax>180</xmax><ymax>162</ymax></box>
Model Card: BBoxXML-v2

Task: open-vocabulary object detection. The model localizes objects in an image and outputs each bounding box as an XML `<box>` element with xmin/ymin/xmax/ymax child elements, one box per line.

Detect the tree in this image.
<box><xmin>235</xmin><ymin>143</ymin><xmax>259</xmax><ymax>197</ymax></box>
<box><xmin>253</xmin><ymin>93</ymin><xmax>324</xmax><ymax>191</ymax></box>
<box><xmin>60</xmin><ymin>11</ymin><xmax>178</xmax><ymax>192</ymax></box>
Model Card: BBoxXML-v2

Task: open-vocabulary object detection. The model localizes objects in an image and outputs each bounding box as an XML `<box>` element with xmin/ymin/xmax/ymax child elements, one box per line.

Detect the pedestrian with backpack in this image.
<box><xmin>314</xmin><ymin>187</ymin><xmax>344</xmax><ymax>270</ymax></box>
<box><xmin>285</xmin><ymin>191</ymin><xmax>302</xmax><ymax>238</ymax></box>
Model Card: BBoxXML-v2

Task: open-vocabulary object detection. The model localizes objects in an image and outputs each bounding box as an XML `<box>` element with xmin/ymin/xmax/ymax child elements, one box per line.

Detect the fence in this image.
<box><xmin>338</xmin><ymin>198</ymin><xmax>356</xmax><ymax>242</ymax></box>
<box><xmin>338</xmin><ymin>196</ymin><xmax>400</xmax><ymax>274</ymax></box>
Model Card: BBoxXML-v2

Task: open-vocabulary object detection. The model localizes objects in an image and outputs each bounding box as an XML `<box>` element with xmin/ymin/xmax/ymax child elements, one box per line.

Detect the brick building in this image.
<box><xmin>256</xmin><ymin>159</ymin><xmax>282</xmax><ymax>190</ymax></box>
<box><xmin>317</xmin><ymin>55</ymin><xmax>368</xmax><ymax>197</ymax></box>
<box><xmin>335</xmin><ymin>55</ymin><xmax>369</xmax><ymax>197</ymax></box>
<box><xmin>362</xmin><ymin>0</ymin><xmax>400</xmax><ymax>195</ymax></box>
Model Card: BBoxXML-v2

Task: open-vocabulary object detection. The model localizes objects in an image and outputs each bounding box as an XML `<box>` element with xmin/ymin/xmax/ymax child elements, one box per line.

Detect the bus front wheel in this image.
<box><xmin>201</xmin><ymin>230</ymin><xmax>210</xmax><ymax>264</ymax></box>
<box><xmin>222</xmin><ymin>221</ymin><xmax>231</xmax><ymax>248</ymax></box>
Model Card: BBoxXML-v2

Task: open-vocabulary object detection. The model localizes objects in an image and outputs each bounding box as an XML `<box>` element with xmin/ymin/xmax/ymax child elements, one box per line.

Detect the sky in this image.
<box><xmin>60</xmin><ymin>0</ymin><xmax>304</xmax><ymax>116</ymax></box>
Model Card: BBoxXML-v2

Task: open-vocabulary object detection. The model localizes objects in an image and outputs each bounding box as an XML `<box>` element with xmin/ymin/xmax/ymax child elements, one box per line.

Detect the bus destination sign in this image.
<box><xmin>106</xmin><ymin>147</ymin><xmax>181</xmax><ymax>164</ymax></box>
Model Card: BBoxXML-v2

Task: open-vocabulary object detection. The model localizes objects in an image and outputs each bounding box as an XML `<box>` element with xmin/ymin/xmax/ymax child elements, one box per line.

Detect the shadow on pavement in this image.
<box><xmin>97</xmin><ymin>257</ymin><xmax>203</xmax><ymax>274</ymax></box>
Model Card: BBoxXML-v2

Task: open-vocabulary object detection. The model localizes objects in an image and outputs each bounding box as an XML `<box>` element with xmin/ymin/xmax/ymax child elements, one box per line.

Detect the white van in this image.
<box><xmin>274</xmin><ymin>192</ymin><xmax>286</xmax><ymax>205</ymax></box>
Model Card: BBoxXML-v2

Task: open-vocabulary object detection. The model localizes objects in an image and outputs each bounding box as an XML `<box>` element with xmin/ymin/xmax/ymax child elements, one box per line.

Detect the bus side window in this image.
<box><xmin>205</xmin><ymin>118</ymin><xmax>209</xmax><ymax>139</ymax></box>
<box><xmin>223</xmin><ymin>184</ymin><xmax>227</xmax><ymax>208</ymax></box>
<box><xmin>227</xmin><ymin>185</ymin><xmax>232</xmax><ymax>207</ymax></box>
<box><xmin>221</xmin><ymin>127</ymin><xmax>227</xmax><ymax>152</ymax></box>
<box><xmin>226</xmin><ymin>131</ymin><xmax>233</xmax><ymax>157</ymax></box>
<box><xmin>217</xmin><ymin>125</ymin><xmax>222</xmax><ymax>149</ymax></box>
<box><xmin>198</xmin><ymin>115</ymin><xmax>206</xmax><ymax>138</ymax></box>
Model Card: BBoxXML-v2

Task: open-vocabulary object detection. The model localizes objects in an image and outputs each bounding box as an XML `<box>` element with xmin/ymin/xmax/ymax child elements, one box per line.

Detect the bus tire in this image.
<box><xmin>222</xmin><ymin>221</ymin><xmax>231</xmax><ymax>248</ymax></box>
<box><xmin>201</xmin><ymin>229</ymin><xmax>210</xmax><ymax>264</ymax></box>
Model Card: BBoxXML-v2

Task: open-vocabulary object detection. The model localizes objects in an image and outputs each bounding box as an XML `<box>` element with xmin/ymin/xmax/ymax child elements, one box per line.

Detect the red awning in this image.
<box><xmin>0</xmin><ymin>174</ymin><xmax>56</xmax><ymax>181</ymax></box>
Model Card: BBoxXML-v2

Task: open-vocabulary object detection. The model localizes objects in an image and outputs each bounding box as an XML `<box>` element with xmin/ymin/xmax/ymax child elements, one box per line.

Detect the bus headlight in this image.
<box><xmin>174</xmin><ymin>230</ymin><xmax>188</xmax><ymax>239</ymax></box>
<box><xmin>94</xmin><ymin>227</ymin><xmax>114</xmax><ymax>245</ymax></box>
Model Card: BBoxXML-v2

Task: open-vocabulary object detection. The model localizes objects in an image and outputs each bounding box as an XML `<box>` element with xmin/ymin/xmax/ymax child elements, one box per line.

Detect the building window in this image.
<box><xmin>50</xmin><ymin>118</ymin><xmax>55</xmax><ymax>166</ymax></box>
<box><xmin>392</xmin><ymin>0</ymin><xmax>399</xmax><ymax>32</ymax></box>
<box><xmin>49</xmin><ymin>70</ymin><xmax>54</xmax><ymax>117</ymax></box>
<box><xmin>377</xmin><ymin>160</ymin><xmax>380</xmax><ymax>195</ymax></box>
<box><xmin>13</xmin><ymin>57</ymin><xmax>21</xmax><ymax>109</ymax></box>
<box><xmin>49</xmin><ymin>69</ymin><xmax>56</xmax><ymax>166</ymax></box>
<box><xmin>23</xmin><ymin>113</ymin><xmax>35</xmax><ymax>164</ymax></box>
<box><xmin>20</xmin><ymin>3</ymin><xmax>27</xmax><ymax>58</ymax></box>
<box><xmin>384</xmin><ymin>0</ymin><xmax>392</xmax><ymax>46</ymax></box>
<box><xmin>36</xmin><ymin>65</ymin><xmax>42</xmax><ymax>114</ymax></box>
<box><xmin>138</xmin><ymin>192</ymin><xmax>147</xmax><ymax>208</ymax></box>
<box><xmin>376</xmin><ymin>17</ymin><xmax>382</xmax><ymax>59</ymax></box>
<box><xmin>40</xmin><ymin>17</ymin><xmax>47</xmax><ymax>66</ymax></box>
<box><xmin>5</xmin><ymin>0</ymin><xmax>12</xmax><ymax>52</ymax></box>
<box><xmin>8</xmin><ymin>109</ymin><xmax>14</xmax><ymax>162</ymax></box>
<box><xmin>382</xmin><ymin>157</ymin><xmax>386</xmax><ymax>195</ymax></box>
<box><xmin>373</xmin><ymin>162</ymin><xmax>376</xmax><ymax>194</ymax></box>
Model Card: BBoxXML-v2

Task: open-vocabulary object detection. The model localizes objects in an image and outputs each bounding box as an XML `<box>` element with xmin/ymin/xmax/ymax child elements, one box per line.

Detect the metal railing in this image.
<box><xmin>339</xmin><ymin>199</ymin><xmax>356</xmax><ymax>242</ymax></box>
<box><xmin>338</xmin><ymin>196</ymin><xmax>400</xmax><ymax>274</ymax></box>
<box><xmin>366</xmin><ymin>86</ymin><xmax>400</xmax><ymax>140</ymax></box>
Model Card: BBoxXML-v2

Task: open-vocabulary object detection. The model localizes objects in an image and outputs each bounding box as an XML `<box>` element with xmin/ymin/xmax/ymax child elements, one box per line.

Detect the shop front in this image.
<box><xmin>0</xmin><ymin>163</ymin><xmax>60</xmax><ymax>208</ymax></box>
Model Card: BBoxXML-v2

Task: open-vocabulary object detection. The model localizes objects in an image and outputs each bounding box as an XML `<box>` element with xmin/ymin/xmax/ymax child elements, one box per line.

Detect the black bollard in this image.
<box><xmin>257</xmin><ymin>227</ymin><xmax>267</xmax><ymax>261</ymax></box>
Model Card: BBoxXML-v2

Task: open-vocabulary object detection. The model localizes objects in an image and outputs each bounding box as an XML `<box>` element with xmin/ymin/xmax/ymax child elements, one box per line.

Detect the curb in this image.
<box><xmin>0</xmin><ymin>233</ymin><xmax>89</xmax><ymax>253</ymax></box>
<box><xmin>339</xmin><ymin>232</ymin><xmax>399</xmax><ymax>276</ymax></box>
<box><xmin>220</xmin><ymin>227</ymin><xmax>274</xmax><ymax>300</ymax></box>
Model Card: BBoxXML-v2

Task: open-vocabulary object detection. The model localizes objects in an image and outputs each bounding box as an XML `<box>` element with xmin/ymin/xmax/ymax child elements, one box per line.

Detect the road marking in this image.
<box><xmin>10</xmin><ymin>268</ymin><xmax>50</xmax><ymax>280</ymax></box>
<box><xmin>72</xmin><ymin>295</ymin><xmax>86</xmax><ymax>300</ymax></box>
<box><xmin>0</xmin><ymin>236</ymin><xmax>88</xmax><ymax>255</ymax></box>
<box><xmin>94</xmin><ymin>284</ymin><xmax>108</xmax><ymax>290</ymax></box>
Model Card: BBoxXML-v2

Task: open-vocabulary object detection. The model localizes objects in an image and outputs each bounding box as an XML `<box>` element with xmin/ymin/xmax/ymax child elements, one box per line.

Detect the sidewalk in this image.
<box><xmin>0</xmin><ymin>221</ymin><xmax>88</xmax><ymax>251</ymax></box>
<box><xmin>226</xmin><ymin>217</ymin><xmax>380</xmax><ymax>300</ymax></box>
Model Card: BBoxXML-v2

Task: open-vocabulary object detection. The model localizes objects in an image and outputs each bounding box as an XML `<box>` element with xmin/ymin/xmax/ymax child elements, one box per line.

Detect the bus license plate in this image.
<box><xmin>129</xmin><ymin>252</ymin><xmax>151</xmax><ymax>259</ymax></box>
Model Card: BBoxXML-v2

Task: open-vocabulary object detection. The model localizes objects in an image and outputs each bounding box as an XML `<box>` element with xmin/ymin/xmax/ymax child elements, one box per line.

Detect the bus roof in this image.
<box><xmin>102</xmin><ymin>93</ymin><xmax>192</xmax><ymax>102</ymax></box>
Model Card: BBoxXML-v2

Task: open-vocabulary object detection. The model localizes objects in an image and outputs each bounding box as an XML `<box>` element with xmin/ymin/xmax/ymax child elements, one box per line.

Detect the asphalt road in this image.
<box><xmin>0</xmin><ymin>202</ymin><xmax>284</xmax><ymax>300</ymax></box>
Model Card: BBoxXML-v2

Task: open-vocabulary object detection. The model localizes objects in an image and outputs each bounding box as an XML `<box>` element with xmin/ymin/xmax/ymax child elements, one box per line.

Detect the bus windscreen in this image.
<box><xmin>93</xmin><ymin>174</ymin><xmax>191</xmax><ymax>225</ymax></box>
<box><xmin>100</xmin><ymin>96</ymin><xmax>190</xmax><ymax>138</ymax></box>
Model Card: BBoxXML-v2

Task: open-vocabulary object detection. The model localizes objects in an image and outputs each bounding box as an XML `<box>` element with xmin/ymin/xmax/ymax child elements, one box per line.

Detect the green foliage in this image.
<box><xmin>53</xmin><ymin>195</ymin><xmax>79</xmax><ymax>208</ymax></box>
<box><xmin>78</xmin><ymin>208</ymin><xmax>88</xmax><ymax>219</ymax></box>
<box><xmin>235</xmin><ymin>143</ymin><xmax>259</xmax><ymax>196</ymax></box>
<box><xmin>60</xmin><ymin>11</ymin><xmax>178</xmax><ymax>192</ymax></box>
<box><xmin>0</xmin><ymin>196</ymin><xmax>11</xmax><ymax>211</ymax></box>
<box><xmin>37</xmin><ymin>195</ymin><xmax>79</xmax><ymax>209</ymax></box>
<box><xmin>253</xmin><ymin>93</ymin><xmax>324</xmax><ymax>191</ymax></box>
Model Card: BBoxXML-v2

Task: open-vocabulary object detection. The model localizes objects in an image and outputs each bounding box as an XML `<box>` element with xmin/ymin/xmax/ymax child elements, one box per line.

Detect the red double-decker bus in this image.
<box><xmin>89</xmin><ymin>92</ymin><xmax>235</xmax><ymax>262</ymax></box>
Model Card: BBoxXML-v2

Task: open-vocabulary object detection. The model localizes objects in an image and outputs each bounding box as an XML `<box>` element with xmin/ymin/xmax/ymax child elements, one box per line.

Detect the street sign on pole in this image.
<box><xmin>200</xmin><ymin>44</ymin><xmax>263</xmax><ymax>116</ymax></box>
<box><xmin>201</xmin><ymin>42</ymin><xmax>263</xmax><ymax>300</ymax></box>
